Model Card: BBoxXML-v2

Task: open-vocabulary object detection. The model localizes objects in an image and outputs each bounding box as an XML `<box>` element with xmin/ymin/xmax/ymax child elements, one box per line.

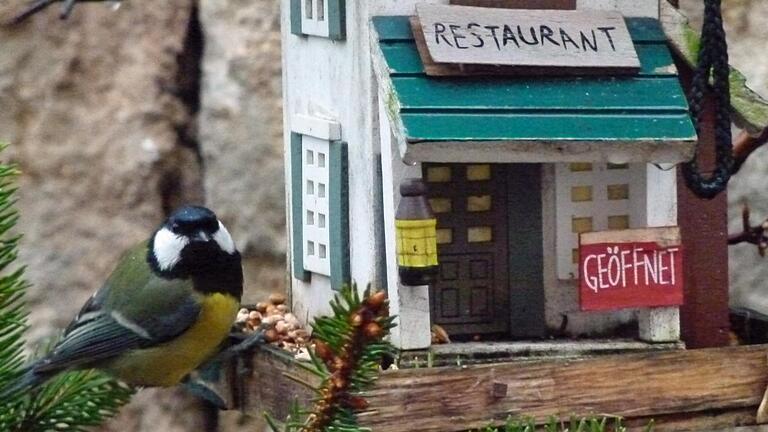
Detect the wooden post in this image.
<box><xmin>675</xmin><ymin>58</ymin><xmax>731</xmax><ymax>348</ymax></box>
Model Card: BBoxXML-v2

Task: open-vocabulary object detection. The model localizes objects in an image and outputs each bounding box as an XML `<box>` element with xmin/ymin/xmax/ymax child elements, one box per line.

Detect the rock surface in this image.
<box><xmin>0</xmin><ymin>1</ymin><xmax>208</xmax><ymax>430</ymax></box>
<box><xmin>199</xmin><ymin>0</ymin><xmax>286</xmax><ymax>304</ymax></box>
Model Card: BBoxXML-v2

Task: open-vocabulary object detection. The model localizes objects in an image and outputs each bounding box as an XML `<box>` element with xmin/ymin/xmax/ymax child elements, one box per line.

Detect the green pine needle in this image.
<box><xmin>0</xmin><ymin>150</ymin><xmax>133</xmax><ymax>431</ymax></box>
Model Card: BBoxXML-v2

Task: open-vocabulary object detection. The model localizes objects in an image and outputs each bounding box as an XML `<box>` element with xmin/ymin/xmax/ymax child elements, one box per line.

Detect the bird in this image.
<box><xmin>6</xmin><ymin>0</ymin><xmax>122</xmax><ymax>25</ymax></box>
<box><xmin>0</xmin><ymin>205</ymin><xmax>245</xmax><ymax>398</ymax></box>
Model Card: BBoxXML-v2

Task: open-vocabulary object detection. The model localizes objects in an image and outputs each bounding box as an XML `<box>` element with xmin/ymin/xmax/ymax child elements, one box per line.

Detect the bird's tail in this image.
<box><xmin>0</xmin><ymin>364</ymin><xmax>54</xmax><ymax>401</ymax></box>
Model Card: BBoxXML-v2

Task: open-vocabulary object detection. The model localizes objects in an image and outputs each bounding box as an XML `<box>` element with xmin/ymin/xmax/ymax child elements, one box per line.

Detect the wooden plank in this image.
<box><xmin>449</xmin><ymin>0</ymin><xmax>576</xmax><ymax>10</ymax></box>
<box><xmin>356</xmin><ymin>345</ymin><xmax>768</xmax><ymax>432</ymax></box>
<box><xmin>400</xmin><ymin>112</ymin><xmax>696</xmax><ymax>142</ymax></box>
<box><xmin>381</xmin><ymin>42</ymin><xmax>677</xmax><ymax>77</ymax></box>
<box><xmin>507</xmin><ymin>164</ymin><xmax>546</xmax><ymax>337</ymax></box>
<box><xmin>675</xmin><ymin>63</ymin><xmax>731</xmax><ymax>349</ymax></box>
<box><xmin>416</xmin><ymin>4</ymin><xmax>640</xmax><ymax>72</ymax></box>
<box><xmin>238</xmin><ymin>346</ymin><xmax>318</xmax><ymax>420</ymax></box>
<box><xmin>624</xmin><ymin>408</ymin><xmax>758</xmax><ymax>431</ymax></box>
<box><xmin>375</xmin><ymin>16</ymin><xmax>667</xmax><ymax>44</ymax></box>
<box><xmin>391</xmin><ymin>76</ymin><xmax>688</xmax><ymax>112</ymax></box>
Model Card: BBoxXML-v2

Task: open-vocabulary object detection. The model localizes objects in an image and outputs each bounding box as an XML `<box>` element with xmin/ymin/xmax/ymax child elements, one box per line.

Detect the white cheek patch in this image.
<box><xmin>153</xmin><ymin>227</ymin><xmax>189</xmax><ymax>270</ymax></box>
<box><xmin>213</xmin><ymin>221</ymin><xmax>236</xmax><ymax>254</ymax></box>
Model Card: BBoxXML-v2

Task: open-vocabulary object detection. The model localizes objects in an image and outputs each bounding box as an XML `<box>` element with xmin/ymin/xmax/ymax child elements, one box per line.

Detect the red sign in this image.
<box><xmin>579</xmin><ymin>227</ymin><xmax>684</xmax><ymax>312</ymax></box>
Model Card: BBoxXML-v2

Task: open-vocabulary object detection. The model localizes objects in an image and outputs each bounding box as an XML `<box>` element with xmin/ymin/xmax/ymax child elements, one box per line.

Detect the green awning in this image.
<box><xmin>371</xmin><ymin>16</ymin><xmax>696</xmax><ymax>163</ymax></box>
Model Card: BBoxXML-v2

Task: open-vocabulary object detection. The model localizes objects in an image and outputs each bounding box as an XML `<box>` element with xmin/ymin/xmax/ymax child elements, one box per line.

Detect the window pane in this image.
<box><xmin>306</xmin><ymin>180</ymin><xmax>314</xmax><ymax>195</ymax></box>
<box><xmin>318</xmin><ymin>183</ymin><xmax>326</xmax><ymax>198</ymax></box>
<box><xmin>468</xmin><ymin>226</ymin><xmax>492</xmax><ymax>243</ymax></box>
<box><xmin>319</xmin><ymin>244</ymin><xmax>327</xmax><ymax>259</ymax></box>
<box><xmin>607</xmin><ymin>184</ymin><xmax>629</xmax><ymax>200</ymax></box>
<box><xmin>467</xmin><ymin>164</ymin><xmax>491</xmax><ymax>181</ymax></box>
<box><xmin>608</xmin><ymin>215</ymin><xmax>630</xmax><ymax>230</ymax></box>
<box><xmin>436</xmin><ymin>228</ymin><xmax>453</xmax><ymax>244</ymax></box>
<box><xmin>429</xmin><ymin>198</ymin><xmax>452</xmax><ymax>214</ymax></box>
<box><xmin>307</xmin><ymin>241</ymin><xmax>315</xmax><ymax>255</ymax></box>
<box><xmin>571</xmin><ymin>186</ymin><xmax>592</xmax><ymax>202</ymax></box>
<box><xmin>318</xmin><ymin>213</ymin><xmax>326</xmax><ymax>228</ymax></box>
<box><xmin>571</xmin><ymin>217</ymin><xmax>593</xmax><ymax>234</ymax></box>
<box><xmin>305</xmin><ymin>0</ymin><xmax>313</xmax><ymax>19</ymax></box>
<box><xmin>608</xmin><ymin>163</ymin><xmax>629</xmax><ymax>170</ymax></box>
<box><xmin>318</xmin><ymin>152</ymin><xmax>326</xmax><ymax>168</ymax></box>
<box><xmin>467</xmin><ymin>195</ymin><xmax>491</xmax><ymax>212</ymax></box>
<box><xmin>306</xmin><ymin>210</ymin><xmax>314</xmax><ymax>225</ymax></box>
<box><xmin>426</xmin><ymin>166</ymin><xmax>451</xmax><ymax>183</ymax></box>
<box><xmin>306</xmin><ymin>150</ymin><xmax>314</xmax><ymax>165</ymax></box>
<box><xmin>317</xmin><ymin>0</ymin><xmax>325</xmax><ymax>21</ymax></box>
<box><xmin>569</xmin><ymin>163</ymin><xmax>592</xmax><ymax>172</ymax></box>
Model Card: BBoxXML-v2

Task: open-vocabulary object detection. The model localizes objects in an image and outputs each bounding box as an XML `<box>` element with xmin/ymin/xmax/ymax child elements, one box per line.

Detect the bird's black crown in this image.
<box><xmin>166</xmin><ymin>206</ymin><xmax>219</xmax><ymax>237</ymax></box>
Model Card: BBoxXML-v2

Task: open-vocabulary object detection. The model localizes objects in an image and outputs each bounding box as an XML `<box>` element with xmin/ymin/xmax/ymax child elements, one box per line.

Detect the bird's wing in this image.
<box><xmin>35</xmin><ymin>243</ymin><xmax>203</xmax><ymax>373</ymax></box>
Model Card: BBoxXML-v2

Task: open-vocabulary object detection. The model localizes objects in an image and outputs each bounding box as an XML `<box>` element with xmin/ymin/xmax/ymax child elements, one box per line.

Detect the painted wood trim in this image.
<box><xmin>329</xmin><ymin>140</ymin><xmax>350</xmax><ymax>290</ymax></box>
<box><xmin>292</xmin><ymin>114</ymin><xmax>342</xmax><ymax>141</ymax></box>
<box><xmin>290</xmin><ymin>132</ymin><xmax>311</xmax><ymax>282</ymax></box>
<box><xmin>507</xmin><ymin>164</ymin><xmax>546</xmax><ymax>337</ymax></box>
<box><xmin>327</xmin><ymin>0</ymin><xmax>346</xmax><ymax>41</ymax></box>
<box><xmin>402</xmin><ymin>139</ymin><xmax>695</xmax><ymax>164</ymax></box>
<box><xmin>290</xmin><ymin>0</ymin><xmax>303</xmax><ymax>36</ymax></box>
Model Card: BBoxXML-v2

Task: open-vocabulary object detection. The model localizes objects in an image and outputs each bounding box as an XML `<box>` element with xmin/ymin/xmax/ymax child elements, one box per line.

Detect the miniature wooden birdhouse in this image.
<box><xmin>281</xmin><ymin>0</ymin><xmax>767</xmax><ymax>353</ymax></box>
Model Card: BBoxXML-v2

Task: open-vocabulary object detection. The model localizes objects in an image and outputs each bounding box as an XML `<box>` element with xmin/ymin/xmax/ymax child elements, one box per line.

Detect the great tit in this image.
<box><xmin>1</xmin><ymin>205</ymin><xmax>243</xmax><ymax>397</ymax></box>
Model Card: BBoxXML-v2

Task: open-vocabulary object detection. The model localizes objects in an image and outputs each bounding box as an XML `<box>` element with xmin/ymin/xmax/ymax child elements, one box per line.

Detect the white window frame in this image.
<box><xmin>300</xmin><ymin>0</ymin><xmax>330</xmax><ymax>38</ymax></box>
<box><xmin>302</xmin><ymin>135</ymin><xmax>331</xmax><ymax>276</ymax></box>
<box><xmin>555</xmin><ymin>163</ymin><xmax>647</xmax><ymax>279</ymax></box>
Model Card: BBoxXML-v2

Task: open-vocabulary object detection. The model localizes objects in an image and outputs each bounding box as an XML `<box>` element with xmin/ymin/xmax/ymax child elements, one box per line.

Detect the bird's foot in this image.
<box><xmin>182</xmin><ymin>373</ymin><xmax>229</xmax><ymax>410</ymax></box>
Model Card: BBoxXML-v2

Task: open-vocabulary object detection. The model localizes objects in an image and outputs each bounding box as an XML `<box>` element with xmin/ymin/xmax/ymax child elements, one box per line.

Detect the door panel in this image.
<box><xmin>425</xmin><ymin>164</ymin><xmax>510</xmax><ymax>336</ymax></box>
<box><xmin>424</xmin><ymin>163</ymin><xmax>546</xmax><ymax>339</ymax></box>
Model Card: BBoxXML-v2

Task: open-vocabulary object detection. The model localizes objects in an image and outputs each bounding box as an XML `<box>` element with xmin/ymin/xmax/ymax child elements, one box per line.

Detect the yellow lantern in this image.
<box><xmin>396</xmin><ymin>178</ymin><xmax>439</xmax><ymax>286</ymax></box>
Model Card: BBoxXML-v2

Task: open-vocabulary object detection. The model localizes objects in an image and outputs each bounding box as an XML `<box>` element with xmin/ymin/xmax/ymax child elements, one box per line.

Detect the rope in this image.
<box><xmin>681</xmin><ymin>0</ymin><xmax>734</xmax><ymax>199</ymax></box>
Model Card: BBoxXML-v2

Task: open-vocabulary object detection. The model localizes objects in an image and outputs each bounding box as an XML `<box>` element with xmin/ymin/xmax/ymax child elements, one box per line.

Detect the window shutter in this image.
<box><xmin>290</xmin><ymin>0</ymin><xmax>303</xmax><ymax>36</ymax></box>
<box><xmin>327</xmin><ymin>0</ymin><xmax>346</xmax><ymax>41</ymax></box>
<box><xmin>290</xmin><ymin>133</ymin><xmax>349</xmax><ymax>289</ymax></box>
<box><xmin>328</xmin><ymin>140</ymin><xmax>350</xmax><ymax>290</ymax></box>
<box><xmin>291</xmin><ymin>133</ymin><xmax>311</xmax><ymax>281</ymax></box>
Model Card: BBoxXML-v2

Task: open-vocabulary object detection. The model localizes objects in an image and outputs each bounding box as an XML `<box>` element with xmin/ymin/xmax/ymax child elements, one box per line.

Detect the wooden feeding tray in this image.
<box><xmin>230</xmin><ymin>344</ymin><xmax>768</xmax><ymax>432</ymax></box>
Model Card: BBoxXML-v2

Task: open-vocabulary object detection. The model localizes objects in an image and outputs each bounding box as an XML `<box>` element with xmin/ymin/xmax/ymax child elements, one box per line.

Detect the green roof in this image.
<box><xmin>371</xmin><ymin>16</ymin><xmax>696</xmax><ymax>163</ymax></box>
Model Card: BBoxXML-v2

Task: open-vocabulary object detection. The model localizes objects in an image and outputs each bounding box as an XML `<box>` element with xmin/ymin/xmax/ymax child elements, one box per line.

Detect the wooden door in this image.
<box><xmin>424</xmin><ymin>163</ymin><xmax>510</xmax><ymax>337</ymax></box>
<box><xmin>424</xmin><ymin>163</ymin><xmax>545</xmax><ymax>339</ymax></box>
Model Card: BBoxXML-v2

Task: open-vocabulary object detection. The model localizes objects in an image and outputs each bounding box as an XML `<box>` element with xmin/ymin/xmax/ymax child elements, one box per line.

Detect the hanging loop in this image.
<box><xmin>682</xmin><ymin>0</ymin><xmax>734</xmax><ymax>199</ymax></box>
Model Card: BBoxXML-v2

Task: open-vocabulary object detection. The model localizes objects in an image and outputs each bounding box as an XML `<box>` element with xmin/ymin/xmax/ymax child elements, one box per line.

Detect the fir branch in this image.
<box><xmin>268</xmin><ymin>285</ymin><xmax>395</xmax><ymax>432</ymax></box>
<box><xmin>0</xmin><ymin>150</ymin><xmax>133</xmax><ymax>431</ymax></box>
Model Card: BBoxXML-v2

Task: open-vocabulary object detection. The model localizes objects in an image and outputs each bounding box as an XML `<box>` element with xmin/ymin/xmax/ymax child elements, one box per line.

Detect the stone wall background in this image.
<box><xmin>0</xmin><ymin>0</ymin><xmax>282</xmax><ymax>430</ymax></box>
<box><xmin>0</xmin><ymin>0</ymin><xmax>766</xmax><ymax>431</ymax></box>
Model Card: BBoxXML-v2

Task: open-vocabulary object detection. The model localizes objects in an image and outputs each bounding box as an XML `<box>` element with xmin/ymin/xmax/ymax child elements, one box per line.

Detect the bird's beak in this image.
<box><xmin>191</xmin><ymin>231</ymin><xmax>210</xmax><ymax>243</ymax></box>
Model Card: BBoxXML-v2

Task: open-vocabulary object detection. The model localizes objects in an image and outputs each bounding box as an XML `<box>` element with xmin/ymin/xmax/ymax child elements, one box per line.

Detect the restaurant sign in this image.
<box><xmin>415</xmin><ymin>4</ymin><xmax>641</xmax><ymax>72</ymax></box>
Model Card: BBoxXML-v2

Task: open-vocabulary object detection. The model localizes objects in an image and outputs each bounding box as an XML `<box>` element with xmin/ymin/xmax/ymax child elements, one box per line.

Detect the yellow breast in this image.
<box><xmin>105</xmin><ymin>293</ymin><xmax>240</xmax><ymax>387</ymax></box>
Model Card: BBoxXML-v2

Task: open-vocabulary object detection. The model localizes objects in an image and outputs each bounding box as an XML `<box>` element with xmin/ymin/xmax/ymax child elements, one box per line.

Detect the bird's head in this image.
<box><xmin>147</xmin><ymin>205</ymin><xmax>240</xmax><ymax>278</ymax></box>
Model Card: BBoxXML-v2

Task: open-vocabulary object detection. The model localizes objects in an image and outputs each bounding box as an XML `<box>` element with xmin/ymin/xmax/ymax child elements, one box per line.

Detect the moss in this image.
<box><xmin>729</xmin><ymin>68</ymin><xmax>768</xmax><ymax>134</ymax></box>
<box><xmin>385</xmin><ymin>87</ymin><xmax>400</xmax><ymax>121</ymax></box>
<box><xmin>681</xmin><ymin>25</ymin><xmax>700</xmax><ymax>64</ymax></box>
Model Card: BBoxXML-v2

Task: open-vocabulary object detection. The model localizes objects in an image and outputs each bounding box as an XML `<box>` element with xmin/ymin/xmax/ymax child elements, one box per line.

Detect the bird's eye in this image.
<box><xmin>171</xmin><ymin>222</ymin><xmax>180</xmax><ymax>232</ymax></box>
